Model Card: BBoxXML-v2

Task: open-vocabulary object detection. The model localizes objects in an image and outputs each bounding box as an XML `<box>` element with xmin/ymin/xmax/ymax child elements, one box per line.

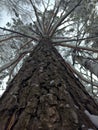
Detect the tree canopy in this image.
<box><xmin>0</xmin><ymin>0</ymin><xmax>98</xmax><ymax>98</ymax></box>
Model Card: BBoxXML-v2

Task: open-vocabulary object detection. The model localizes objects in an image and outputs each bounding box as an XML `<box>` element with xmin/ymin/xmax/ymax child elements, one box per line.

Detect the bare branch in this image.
<box><xmin>65</xmin><ymin>62</ymin><xmax>98</xmax><ymax>87</ymax></box>
<box><xmin>60</xmin><ymin>0</ymin><xmax>71</xmax><ymax>17</ymax></box>
<box><xmin>55</xmin><ymin>22</ymin><xmax>75</xmax><ymax>34</ymax></box>
<box><xmin>54</xmin><ymin>42</ymin><xmax>98</xmax><ymax>53</ymax></box>
<box><xmin>0</xmin><ymin>27</ymin><xmax>39</xmax><ymax>41</ymax></box>
<box><xmin>0</xmin><ymin>55</ymin><xmax>21</xmax><ymax>73</ymax></box>
<box><xmin>49</xmin><ymin>0</ymin><xmax>83</xmax><ymax>37</ymax></box>
<box><xmin>28</xmin><ymin>26</ymin><xmax>40</xmax><ymax>36</ymax></box>
<box><xmin>75</xmin><ymin>56</ymin><xmax>98</xmax><ymax>77</ymax></box>
<box><xmin>0</xmin><ymin>35</ymin><xmax>22</xmax><ymax>44</ymax></box>
<box><xmin>41</xmin><ymin>0</ymin><xmax>46</xmax><ymax>9</ymax></box>
<box><xmin>46</xmin><ymin>0</ymin><xmax>50</xmax><ymax>9</ymax></box>
<box><xmin>7</xmin><ymin>58</ymin><xmax>21</xmax><ymax>83</ymax></box>
<box><xmin>48</xmin><ymin>0</ymin><xmax>72</xmax><ymax>34</ymax></box>
<box><xmin>29</xmin><ymin>0</ymin><xmax>44</xmax><ymax>36</ymax></box>
<box><xmin>52</xmin><ymin>35</ymin><xmax>98</xmax><ymax>43</ymax></box>
<box><xmin>0</xmin><ymin>49</ymin><xmax>32</xmax><ymax>73</ymax></box>
<box><xmin>47</xmin><ymin>0</ymin><xmax>61</xmax><ymax>34</ymax></box>
<box><xmin>19</xmin><ymin>39</ymin><xmax>33</xmax><ymax>50</ymax></box>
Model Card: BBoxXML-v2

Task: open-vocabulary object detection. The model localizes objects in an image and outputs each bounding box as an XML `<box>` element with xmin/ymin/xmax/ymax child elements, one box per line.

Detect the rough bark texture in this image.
<box><xmin>0</xmin><ymin>39</ymin><xmax>98</xmax><ymax>130</ymax></box>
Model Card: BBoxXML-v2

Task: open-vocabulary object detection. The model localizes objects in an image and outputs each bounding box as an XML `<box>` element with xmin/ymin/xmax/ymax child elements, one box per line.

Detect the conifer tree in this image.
<box><xmin>0</xmin><ymin>0</ymin><xmax>98</xmax><ymax>129</ymax></box>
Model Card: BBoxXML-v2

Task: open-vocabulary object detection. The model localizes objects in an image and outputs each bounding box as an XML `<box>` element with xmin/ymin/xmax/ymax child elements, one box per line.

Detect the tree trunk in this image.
<box><xmin>0</xmin><ymin>39</ymin><xmax>98</xmax><ymax>130</ymax></box>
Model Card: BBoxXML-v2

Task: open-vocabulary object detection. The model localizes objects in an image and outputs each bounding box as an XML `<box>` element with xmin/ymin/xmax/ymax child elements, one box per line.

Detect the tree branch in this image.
<box><xmin>29</xmin><ymin>0</ymin><xmax>44</xmax><ymax>36</ymax></box>
<box><xmin>47</xmin><ymin>0</ymin><xmax>61</xmax><ymax>34</ymax></box>
<box><xmin>54</xmin><ymin>42</ymin><xmax>98</xmax><ymax>53</ymax></box>
<box><xmin>75</xmin><ymin>56</ymin><xmax>98</xmax><ymax>77</ymax></box>
<box><xmin>41</xmin><ymin>0</ymin><xmax>46</xmax><ymax>9</ymax></box>
<box><xmin>19</xmin><ymin>39</ymin><xmax>33</xmax><ymax>50</ymax></box>
<box><xmin>0</xmin><ymin>35</ymin><xmax>22</xmax><ymax>44</ymax></box>
<box><xmin>0</xmin><ymin>49</ymin><xmax>32</xmax><ymax>73</ymax></box>
<box><xmin>49</xmin><ymin>0</ymin><xmax>83</xmax><ymax>37</ymax></box>
<box><xmin>65</xmin><ymin>61</ymin><xmax>98</xmax><ymax>87</ymax></box>
<box><xmin>55</xmin><ymin>22</ymin><xmax>75</xmax><ymax>34</ymax></box>
<box><xmin>52</xmin><ymin>35</ymin><xmax>98</xmax><ymax>43</ymax></box>
<box><xmin>0</xmin><ymin>27</ymin><xmax>39</xmax><ymax>41</ymax></box>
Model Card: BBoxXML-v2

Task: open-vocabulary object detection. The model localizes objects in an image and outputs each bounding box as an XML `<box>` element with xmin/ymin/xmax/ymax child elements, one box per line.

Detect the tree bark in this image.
<box><xmin>0</xmin><ymin>39</ymin><xmax>98</xmax><ymax>130</ymax></box>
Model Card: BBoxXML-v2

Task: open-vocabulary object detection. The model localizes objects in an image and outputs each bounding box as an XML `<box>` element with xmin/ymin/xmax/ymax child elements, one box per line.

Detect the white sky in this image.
<box><xmin>0</xmin><ymin>10</ymin><xmax>11</xmax><ymax>27</ymax></box>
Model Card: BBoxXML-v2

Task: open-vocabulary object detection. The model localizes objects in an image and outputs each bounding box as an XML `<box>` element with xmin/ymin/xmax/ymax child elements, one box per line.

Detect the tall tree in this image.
<box><xmin>0</xmin><ymin>0</ymin><xmax>98</xmax><ymax>129</ymax></box>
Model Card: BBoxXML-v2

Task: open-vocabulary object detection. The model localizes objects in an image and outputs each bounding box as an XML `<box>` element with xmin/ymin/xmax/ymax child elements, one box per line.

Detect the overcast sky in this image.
<box><xmin>0</xmin><ymin>10</ymin><xmax>11</xmax><ymax>27</ymax></box>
